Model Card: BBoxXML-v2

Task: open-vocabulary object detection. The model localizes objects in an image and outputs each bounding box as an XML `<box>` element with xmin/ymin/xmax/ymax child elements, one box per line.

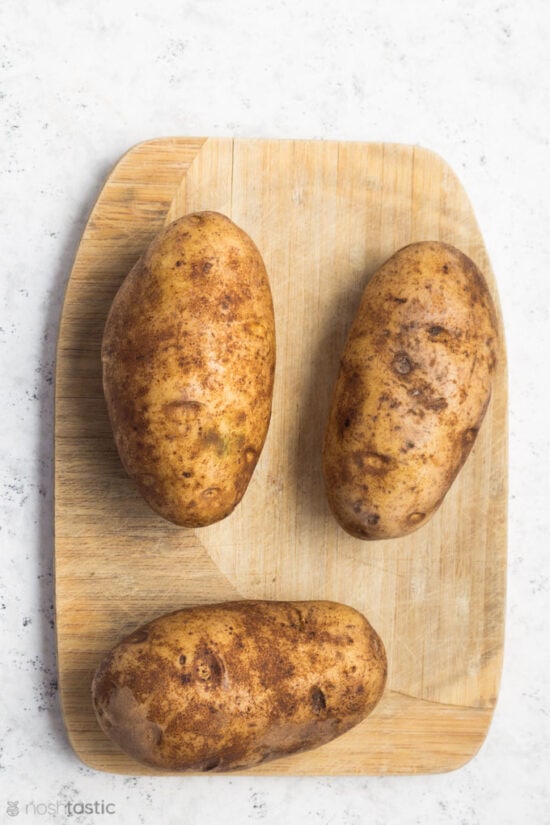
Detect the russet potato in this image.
<box><xmin>102</xmin><ymin>211</ymin><xmax>275</xmax><ymax>527</ymax></box>
<box><xmin>92</xmin><ymin>600</ymin><xmax>387</xmax><ymax>772</ymax></box>
<box><xmin>323</xmin><ymin>241</ymin><xmax>499</xmax><ymax>540</ymax></box>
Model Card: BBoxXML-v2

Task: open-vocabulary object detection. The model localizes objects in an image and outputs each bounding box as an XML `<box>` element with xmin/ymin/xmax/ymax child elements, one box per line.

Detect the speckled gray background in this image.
<box><xmin>1</xmin><ymin>0</ymin><xmax>548</xmax><ymax>823</ymax></box>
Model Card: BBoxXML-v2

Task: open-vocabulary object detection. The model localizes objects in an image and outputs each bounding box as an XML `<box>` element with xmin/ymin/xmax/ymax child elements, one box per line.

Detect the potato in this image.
<box><xmin>91</xmin><ymin>600</ymin><xmax>387</xmax><ymax>772</ymax></box>
<box><xmin>102</xmin><ymin>211</ymin><xmax>275</xmax><ymax>527</ymax></box>
<box><xmin>323</xmin><ymin>241</ymin><xmax>498</xmax><ymax>540</ymax></box>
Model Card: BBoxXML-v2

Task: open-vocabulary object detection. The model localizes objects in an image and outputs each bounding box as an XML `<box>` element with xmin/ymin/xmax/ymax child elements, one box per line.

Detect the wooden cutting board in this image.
<box><xmin>54</xmin><ymin>137</ymin><xmax>507</xmax><ymax>776</ymax></box>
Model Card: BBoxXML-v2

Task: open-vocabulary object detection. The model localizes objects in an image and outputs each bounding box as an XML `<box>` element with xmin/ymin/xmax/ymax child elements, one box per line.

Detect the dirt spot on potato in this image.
<box><xmin>407</xmin><ymin>382</ymin><xmax>448</xmax><ymax>412</ymax></box>
<box><xmin>392</xmin><ymin>353</ymin><xmax>413</xmax><ymax>375</ymax></box>
<box><xmin>163</xmin><ymin>399</ymin><xmax>204</xmax><ymax>417</ymax></box>
<box><xmin>400</xmin><ymin>440</ymin><xmax>415</xmax><ymax>453</ymax></box>
<box><xmin>201</xmin><ymin>429</ymin><xmax>227</xmax><ymax>456</ymax></box>
<box><xmin>335</xmin><ymin>366</ymin><xmax>365</xmax><ymax>436</ymax></box>
<box><xmin>352</xmin><ymin>451</ymin><xmax>393</xmax><ymax>475</ymax></box>
<box><xmin>427</xmin><ymin>325</ymin><xmax>447</xmax><ymax>337</ymax></box>
<box><xmin>193</xmin><ymin>647</ymin><xmax>225</xmax><ymax>686</ymax></box>
<box><xmin>310</xmin><ymin>687</ymin><xmax>327</xmax><ymax>713</ymax></box>
<box><xmin>202</xmin><ymin>486</ymin><xmax>221</xmax><ymax>499</ymax></box>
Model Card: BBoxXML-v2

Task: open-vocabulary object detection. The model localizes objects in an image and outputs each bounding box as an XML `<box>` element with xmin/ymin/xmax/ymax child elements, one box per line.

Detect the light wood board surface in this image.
<box><xmin>54</xmin><ymin>137</ymin><xmax>507</xmax><ymax>775</ymax></box>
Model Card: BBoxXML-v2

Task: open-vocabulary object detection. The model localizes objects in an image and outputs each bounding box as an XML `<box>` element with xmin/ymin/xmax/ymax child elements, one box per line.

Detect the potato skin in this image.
<box><xmin>102</xmin><ymin>211</ymin><xmax>275</xmax><ymax>527</ymax></box>
<box><xmin>91</xmin><ymin>600</ymin><xmax>387</xmax><ymax>772</ymax></box>
<box><xmin>323</xmin><ymin>241</ymin><xmax>498</xmax><ymax>540</ymax></box>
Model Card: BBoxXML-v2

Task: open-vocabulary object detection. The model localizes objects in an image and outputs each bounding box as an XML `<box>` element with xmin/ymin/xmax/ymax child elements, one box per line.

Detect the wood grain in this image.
<box><xmin>54</xmin><ymin>137</ymin><xmax>507</xmax><ymax>775</ymax></box>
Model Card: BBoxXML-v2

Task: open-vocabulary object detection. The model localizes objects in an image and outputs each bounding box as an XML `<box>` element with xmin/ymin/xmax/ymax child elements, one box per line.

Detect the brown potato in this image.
<box><xmin>91</xmin><ymin>600</ymin><xmax>387</xmax><ymax>772</ymax></box>
<box><xmin>102</xmin><ymin>211</ymin><xmax>275</xmax><ymax>527</ymax></box>
<box><xmin>323</xmin><ymin>241</ymin><xmax>498</xmax><ymax>540</ymax></box>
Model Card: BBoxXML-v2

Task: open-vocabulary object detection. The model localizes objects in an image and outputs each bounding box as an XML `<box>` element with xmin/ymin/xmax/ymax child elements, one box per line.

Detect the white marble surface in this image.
<box><xmin>1</xmin><ymin>0</ymin><xmax>549</xmax><ymax>822</ymax></box>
